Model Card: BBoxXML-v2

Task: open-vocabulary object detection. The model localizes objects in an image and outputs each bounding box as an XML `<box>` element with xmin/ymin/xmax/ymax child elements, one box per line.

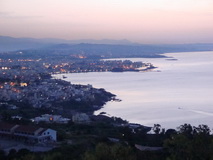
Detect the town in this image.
<box><xmin>0</xmin><ymin>52</ymin><xmax>212</xmax><ymax>160</ymax></box>
<box><xmin>0</xmin><ymin>53</ymin><xmax>157</xmax><ymax>116</ymax></box>
<box><xmin>0</xmin><ymin>52</ymin><xmax>157</xmax><ymax>121</ymax></box>
<box><xmin>0</xmin><ymin>53</ymin><xmax>142</xmax><ymax>155</ymax></box>
<box><xmin>0</xmin><ymin>52</ymin><xmax>155</xmax><ymax>74</ymax></box>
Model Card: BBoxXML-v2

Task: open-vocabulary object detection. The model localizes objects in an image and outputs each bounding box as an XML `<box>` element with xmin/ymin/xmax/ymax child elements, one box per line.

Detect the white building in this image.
<box><xmin>32</xmin><ymin>114</ymin><xmax>70</xmax><ymax>124</ymax></box>
<box><xmin>72</xmin><ymin>113</ymin><xmax>90</xmax><ymax>123</ymax></box>
<box><xmin>0</xmin><ymin>122</ymin><xmax>57</xmax><ymax>142</ymax></box>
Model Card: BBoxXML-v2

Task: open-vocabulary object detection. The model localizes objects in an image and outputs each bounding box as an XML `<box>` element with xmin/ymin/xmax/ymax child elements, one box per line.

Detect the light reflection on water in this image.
<box><xmin>54</xmin><ymin>51</ymin><xmax>213</xmax><ymax>129</ymax></box>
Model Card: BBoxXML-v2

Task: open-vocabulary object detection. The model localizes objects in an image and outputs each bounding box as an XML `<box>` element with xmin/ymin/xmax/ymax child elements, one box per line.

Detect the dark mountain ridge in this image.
<box><xmin>0</xmin><ymin>36</ymin><xmax>213</xmax><ymax>58</ymax></box>
<box><xmin>0</xmin><ymin>36</ymin><xmax>134</xmax><ymax>52</ymax></box>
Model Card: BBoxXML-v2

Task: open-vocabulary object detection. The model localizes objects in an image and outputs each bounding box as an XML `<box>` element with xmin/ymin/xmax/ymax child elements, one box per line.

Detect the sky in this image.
<box><xmin>1</xmin><ymin>0</ymin><xmax>213</xmax><ymax>44</ymax></box>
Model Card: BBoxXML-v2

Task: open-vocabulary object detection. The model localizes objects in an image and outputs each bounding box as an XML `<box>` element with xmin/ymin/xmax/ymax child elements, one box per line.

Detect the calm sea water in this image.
<box><xmin>53</xmin><ymin>51</ymin><xmax>213</xmax><ymax>129</ymax></box>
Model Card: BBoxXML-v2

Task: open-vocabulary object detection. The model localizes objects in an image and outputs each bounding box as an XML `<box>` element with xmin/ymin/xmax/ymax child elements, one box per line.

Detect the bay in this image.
<box><xmin>53</xmin><ymin>51</ymin><xmax>213</xmax><ymax>129</ymax></box>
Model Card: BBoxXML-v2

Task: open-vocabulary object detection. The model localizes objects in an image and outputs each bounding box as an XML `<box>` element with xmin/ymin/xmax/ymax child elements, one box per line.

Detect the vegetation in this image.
<box><xmin>164</xmin><ymin>124</ymin><xmax>213</xmax><ymax>160</ymax></box>
<box><xmin>0</xmin><ymin>122</ymin><xmax>212</xmax><ymax>160</ymax></box>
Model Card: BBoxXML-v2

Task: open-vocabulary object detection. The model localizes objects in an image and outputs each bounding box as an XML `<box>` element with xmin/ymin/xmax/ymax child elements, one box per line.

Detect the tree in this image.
<box><xmin>193</xmin><ymin>124</ymin><xmax>210</xmax><ymax>135</ymax></box>
<box><xmin>164</xmin><ymin>134</ymin><xmax>192</xmax><ymax>160</ymax></box>
<box><xmin>17</xmin><ymin>154</ymin><xmax>38</xmax><ymax>160</ymax></box>
<box><xmin>165</xmin><ymin>129</ymin><xmax>177</xmax><ymax>138</ymax></box>
<box><xmin>7</xmin><ymin>149</ymin><xmax>17</xmax><ymax>160</ymax></box>
<box><xmin>177</xmin><ymin>124</ymin><xmax>193</xmax><ymax>138</ymax></box>
<box><xmin>43</xmin><ymin>152</ymin><xmax>62</xmax><ymax>160</ymax></box>
<box><xmin>153</xmin><ymin>124</ymin><xmax>161</xmax><ymax>134</ymax></box>
<box><xmin>0</xmin><ymin>150</ymin><xmax>6</xmax><ymax>160</ymax></box>
<box><xmin>84</xmin><ymin>143</ymin><xmax>136</xmax><ymax>160</ymax></box>
<box><xmin>1</xmin><ymin>111</ymin><xmax>12</xmax><ymax>122</ymax></box>
<box><xmin>164</xmin><ymin>124</ymin><xmax>213</xmax><ymax>160</ymax></box>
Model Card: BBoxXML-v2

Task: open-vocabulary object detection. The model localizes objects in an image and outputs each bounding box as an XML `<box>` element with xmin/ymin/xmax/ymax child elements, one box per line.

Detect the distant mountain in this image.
<box><xmin>66</xmin><ymin>39</ymin><xmax>134</xmax><ymax>45</ymax></box>
<box><xmin>1</xmin><ymin>36</ymin><xmax>213</xmax><ymax>58</ymax></box>
<box><xmin>14</xmin><ymin>43</ymin><xmax>213</xmax><ymax>59</ymax></box>
<box><xmin>0</xmin><ymin>36</ymin><xmax>134</xmax><ymax>52</ymax></box>
<box><xmin>0</xmin><ymin>36</ymin><xmax>50</xmax><ymax>52</ymax></box>
<box><xmin>43</xmin><ymin>43</ymin><xmax>213</xmax><ymax>55</ymax></box>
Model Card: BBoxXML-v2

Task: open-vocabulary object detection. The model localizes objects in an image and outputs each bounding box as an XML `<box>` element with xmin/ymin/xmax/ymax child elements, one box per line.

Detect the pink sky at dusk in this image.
<box><xmin>0</xmin><ymin>0</ymin><xmax>213</xmax><ymax>44</ymax></box>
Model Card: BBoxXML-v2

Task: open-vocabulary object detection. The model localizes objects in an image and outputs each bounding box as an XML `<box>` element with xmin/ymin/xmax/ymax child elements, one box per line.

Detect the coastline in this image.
<box><xmin>53</xmin><ymin>51</ymin><xmax>213</xmax><ymax>129</ymax></box>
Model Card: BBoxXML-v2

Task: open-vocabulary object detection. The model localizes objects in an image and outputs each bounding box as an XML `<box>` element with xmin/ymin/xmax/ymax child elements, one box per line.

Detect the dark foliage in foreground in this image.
<box><xmin>0</xmin><ymin>123</ymin><xmax>212</xmax><ymax>160</ymax></box>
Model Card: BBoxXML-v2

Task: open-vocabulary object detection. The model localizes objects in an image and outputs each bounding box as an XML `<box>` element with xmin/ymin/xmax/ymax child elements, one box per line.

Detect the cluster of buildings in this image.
<box><xmin>0</xmin><ymin>56</ymin><xmax>147</xmax><ymax>75</ymax></box>
<box><xmin>31</xmin><ymin>114</ymin><xmax>71</xmax><ymax>124</ymax></box>
<box><xmin>0</xmin><ymin>55</ymin><xmax>152</xmax><ymax>148</ymax></box>
<box><xmin>48</xmin><ymin>60</ymin><xmax>145</xmax><ymax>73</ymax></box>
<box><xmin>0</xmin><ymin>57</ymin><xmax>153</xmax><ymax>110</ymax></box>
<box><xmin>31</xmin><ymin>113</ymin><xmax>90</xmax><ymax>124</ymax></box>
<box><xmin>0</xmin><ymin>76</ymin><xmax>112</xmax><ymax>108</ymax></box>
<box><xmin>0</xmin><ymin>122</ymin><xmax>57</xmax><ymax>143</ymax></box>
<box><xmin>0</xmin><ymin>57</ymin><xmax>146</xmax><ymax>110</ymax></box>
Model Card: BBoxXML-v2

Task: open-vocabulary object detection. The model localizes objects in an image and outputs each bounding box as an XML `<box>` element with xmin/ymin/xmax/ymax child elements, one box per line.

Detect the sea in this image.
<box><xmin>53</xmin><ymin>51</ymin><xmax>213</xmax><ymax>129</ymax></box>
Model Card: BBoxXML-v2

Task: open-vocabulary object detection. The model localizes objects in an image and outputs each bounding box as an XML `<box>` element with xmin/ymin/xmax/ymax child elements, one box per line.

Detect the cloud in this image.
<box><xmin>204</xmin><ymin>12</ymin><xmax>213</xmax><ymax>16</ymax></box>
<box><xmin>0</xmin><ymin>12</ymin><xmax>43</xmax><ymax>19</ymax></box>
<box><xmin>0</xmin><ymin>12</ymin><xmax>11</xmax><ymax>16</ymax></box>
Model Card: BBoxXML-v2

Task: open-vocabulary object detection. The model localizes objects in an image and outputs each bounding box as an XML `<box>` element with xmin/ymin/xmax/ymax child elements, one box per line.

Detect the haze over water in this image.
<box><xmin>54</xmin><ymin>51</ymin><xmax>213</xmax><ymax>129</ymax></box>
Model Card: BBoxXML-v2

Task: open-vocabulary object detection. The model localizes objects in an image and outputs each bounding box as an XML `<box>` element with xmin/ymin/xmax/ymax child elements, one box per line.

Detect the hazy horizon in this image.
<box><xmin>1</xmin><ymin>0</ymin><xmax>213</xmax><ymax>44</ymax></box>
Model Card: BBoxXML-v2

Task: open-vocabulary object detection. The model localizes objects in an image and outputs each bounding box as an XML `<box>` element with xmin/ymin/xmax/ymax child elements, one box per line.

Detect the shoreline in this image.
<box><xmin>53</xmin><ymin>51</ymin><xmax>213</xmax><ymax>129</ymax></box>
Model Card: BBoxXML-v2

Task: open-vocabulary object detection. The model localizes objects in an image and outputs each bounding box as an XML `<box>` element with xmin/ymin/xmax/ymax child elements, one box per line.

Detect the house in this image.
<box><xmin>11</xmin><ymin>115</ymin><xmax>22</xmax><ymax>120</ymax></box>
<box><xmin>32</xmin><ymin>114</ymin><xmax>70</xmax><ymax>124</ymax></box>
<box><xmin>72</xmin><ymin>113</ymin><xmax>90</xmax><ymax>123</ymax></box>
<box><xmin>135</xmin><ymin>144</ymin><xmax>162</xmax><ymax>151</ymax></box>
<box><xmin>0</xmin><ymin>122</ymin><xmax>57</xmax><ymax>143</ymax></box>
